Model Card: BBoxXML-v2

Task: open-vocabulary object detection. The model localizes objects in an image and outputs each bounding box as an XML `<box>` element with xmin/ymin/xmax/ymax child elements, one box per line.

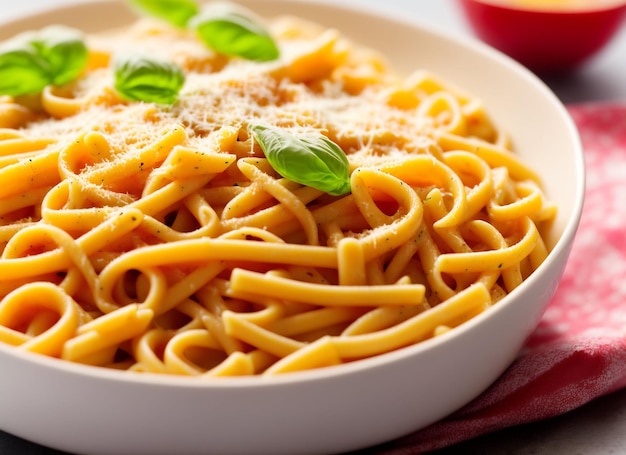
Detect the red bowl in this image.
<box><xmin>457</xmin><ymin>0</ymin><xmax>626</xmax><ymax>74</ymax></box>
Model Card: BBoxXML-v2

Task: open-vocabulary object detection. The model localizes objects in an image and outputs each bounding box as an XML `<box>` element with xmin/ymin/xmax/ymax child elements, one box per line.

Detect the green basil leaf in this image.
<box><xmin>129</xmin><ymin>0</ymin><xmax>200</xmax><ymax>28</ymax></box>
<box><xmin>0</xmin><ymin>43</ymin><xmax>50</xmax><ymax>96</ymax></box>
<box><xmin>190</xmin><ymin>2</ymin><xmax>279</xmax><ymax>62</ymax></box>
<box><xmin>114</xmin><ymin>54</ymin><xmax>185</xmax><ymax>105</ymax></box>
<box><xmin>248</xmin><ymin>124</ymin><xmax>351</xmax><ymax>196</ymax></box>
<box><xmin>0</xmin><ymin>26</ymin><xmax>88</xmax><ymax>96</ymax></box>
<box><xmin>33</xmin><ymin>26</ymin><xmax>89</xmax><ymax>86</ymax></box>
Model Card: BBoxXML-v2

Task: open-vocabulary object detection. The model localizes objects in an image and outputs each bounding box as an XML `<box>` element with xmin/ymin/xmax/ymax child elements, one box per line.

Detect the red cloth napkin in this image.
<box><xmin>371</xmin><ymin>103</ymin><xmax>626</xmax><ymax>453</ymax></box>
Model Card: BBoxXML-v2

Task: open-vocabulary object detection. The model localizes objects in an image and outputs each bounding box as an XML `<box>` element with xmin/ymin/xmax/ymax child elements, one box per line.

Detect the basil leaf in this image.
<box><xmin>248</xmin><ymin>124</ymin><xmax>351</xmax><ymax>196</ymax></box>
<box><xmin>190</xmin><ymin>2</ymin><xmax>279</xmax><ymax>62</ymax></box>
<box><xmin>0</xmin><ymin>26</ymin><xmax>88</xmax><ymax>96</ymax></box>
<box><xmin>0</xmin><ymin>43</ymin><xmax>50</xmax><ymax>96</ymax></box>
<box><xmin>33</xmin><ymin>26</ymin><xmax>89</xmax><ymax>86</ymax></box>
<box><xmin>129</xmin><ymin>0</ymin><xmax>200</xmax><ymax>28</ymax></box>
<box><xmin>114</xmin><ymin>54</ymin><xmax>185</xmax><ymax>105</ymax></box>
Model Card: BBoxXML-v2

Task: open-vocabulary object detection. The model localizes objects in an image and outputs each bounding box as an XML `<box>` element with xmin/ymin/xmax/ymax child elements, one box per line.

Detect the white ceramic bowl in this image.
<box><xmin>0</xmin><ymin>1</ymin><xmax>584</xmax><ymax>454</ymax></box>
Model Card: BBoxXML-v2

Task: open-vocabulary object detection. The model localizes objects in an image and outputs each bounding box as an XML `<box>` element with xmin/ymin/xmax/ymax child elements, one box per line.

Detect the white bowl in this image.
<box><xmin>0</xmin><ymin>1</ymin><xmax>584</xmax><ymax>454</ymax></box>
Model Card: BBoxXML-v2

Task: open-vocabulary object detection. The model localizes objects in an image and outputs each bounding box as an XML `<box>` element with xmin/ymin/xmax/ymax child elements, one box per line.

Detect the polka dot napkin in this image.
<box><xmin>373</xmin><ymin>103</ymin><xmax>626</xmax><ymax>453</ymax></box>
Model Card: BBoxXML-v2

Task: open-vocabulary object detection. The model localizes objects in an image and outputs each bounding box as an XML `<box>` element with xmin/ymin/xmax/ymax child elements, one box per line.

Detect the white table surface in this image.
<box><xmin>1</xmin><ymin>1</ymin><xmax>626</xmax><ymax>454</ymax></box>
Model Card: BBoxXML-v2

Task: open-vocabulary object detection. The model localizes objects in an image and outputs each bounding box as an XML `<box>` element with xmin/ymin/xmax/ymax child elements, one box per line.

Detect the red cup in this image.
<box><xmin>457</xmin><ymin>0</ymin><xmax>626</xmax><ymax>74</ymax></box>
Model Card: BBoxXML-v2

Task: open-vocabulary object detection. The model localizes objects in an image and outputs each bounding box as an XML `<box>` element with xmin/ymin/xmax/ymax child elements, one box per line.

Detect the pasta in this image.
<box><xmin>0</xmin><ymin>7</ymin><xmax>556</xmax><ymax>377</ymax></box>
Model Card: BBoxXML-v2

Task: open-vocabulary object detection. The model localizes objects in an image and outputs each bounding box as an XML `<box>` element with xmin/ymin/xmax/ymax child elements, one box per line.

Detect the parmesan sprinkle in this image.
<box><xmin>16</xmin><ymin>16</ymin><xmax>447</xmax><ymax>170</ymax></box>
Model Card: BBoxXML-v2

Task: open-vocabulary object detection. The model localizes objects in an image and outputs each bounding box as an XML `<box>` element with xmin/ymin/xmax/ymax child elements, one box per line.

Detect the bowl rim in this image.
<box><xmin>0</xmin><ymin>0</ymin><xmax>586</xmax><ymax>389</ymax></box>
<box><xmin>459</xmin><ymin>0</ymin><xmax>626</xmax><ymax>15</ymax></box>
